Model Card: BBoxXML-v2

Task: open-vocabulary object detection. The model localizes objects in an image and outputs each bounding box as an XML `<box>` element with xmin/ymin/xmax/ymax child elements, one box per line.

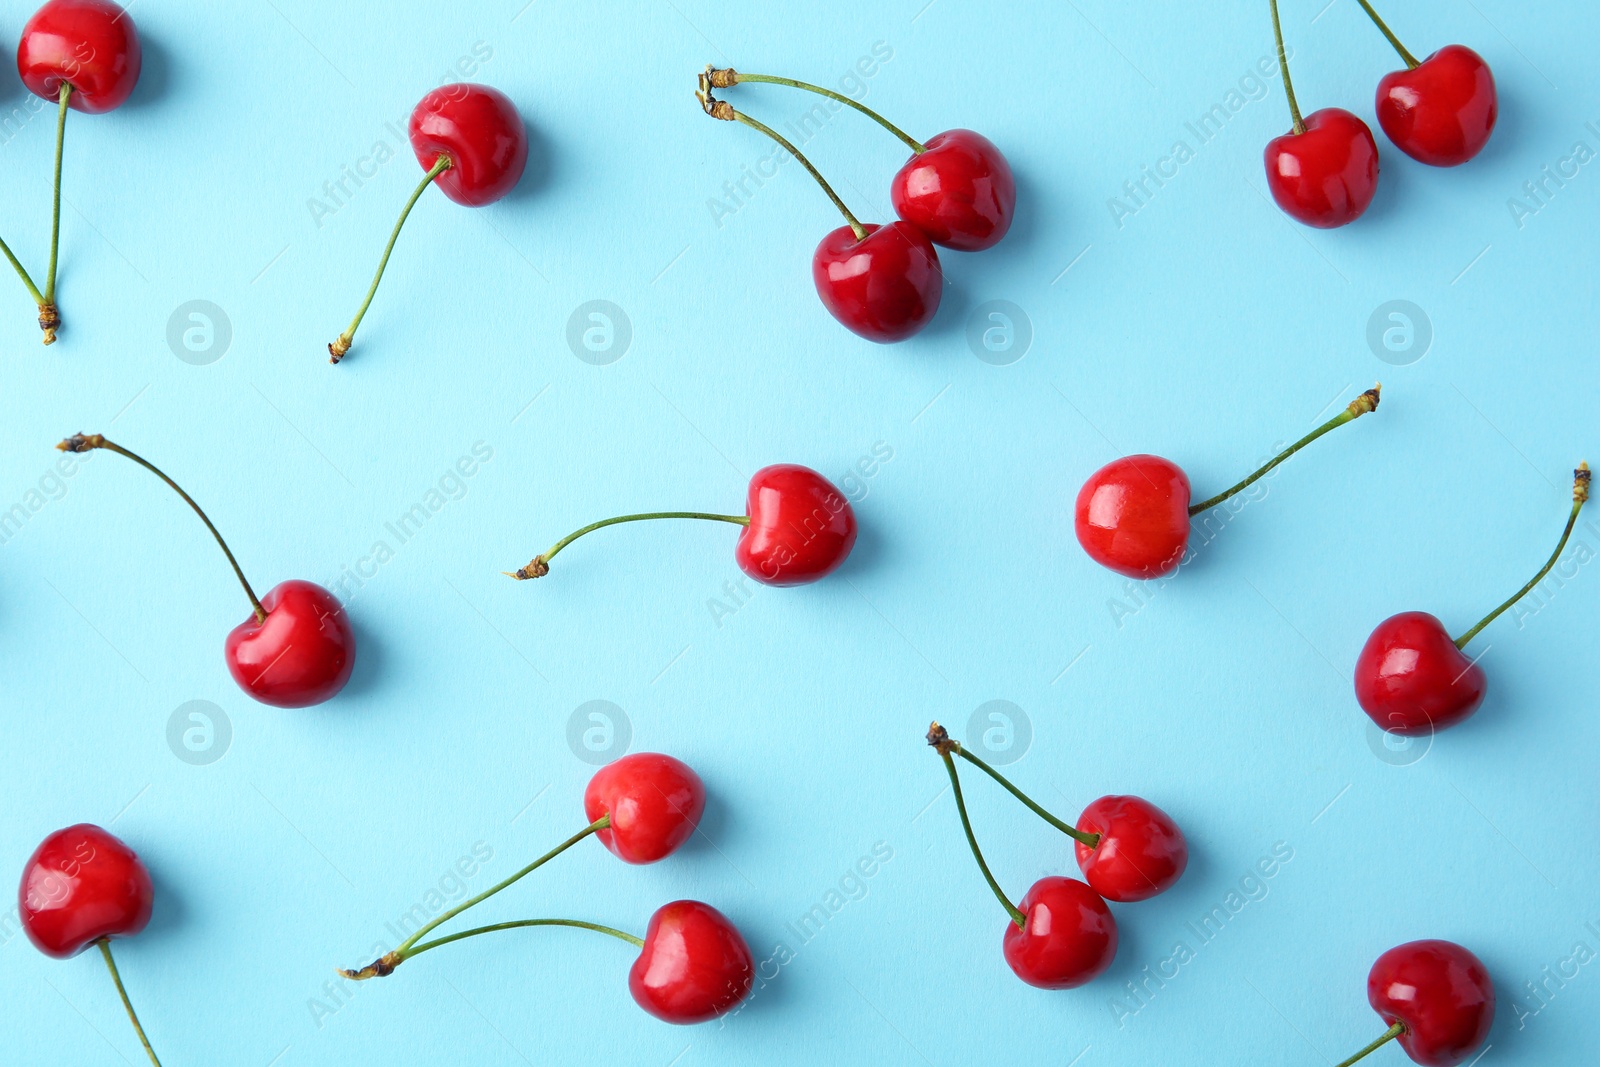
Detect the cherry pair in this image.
<box><xmin>926</xmin><ymin>723</ymin><xmax>1188</xmax><ymax>989</ymax></box>
<box><xmin>342</xmin><ymin>753</ymin><xmax>753</xmax><ymax>1025</ymax></box>
<box><xmin>1336</xmin><ymin>940</ymin><xmax>1493</xmax><ymax>1067</ymax></box>
<box><xmin>2</xmin><ymin>0</ymin><xmax>141</xmax><ymax>343</ymax></box>
<box><xmin>1265</xmin><ymin>0</ymin><xmax>1497</xmax><ymax>228</ymax></box>
<box><xmin>698</xmin><ymin>66</ymin><xmax>1015</xmax><ymax>343</ymax></box>
<box><xmin>328</xmin><ymin>83</ymin><xmax>528</xmax><ymax>363</ymax></box>
<box><xmin>507</xmin><ymin>463</ymin><xmax>856</xmax><ymax>588</ymax></box>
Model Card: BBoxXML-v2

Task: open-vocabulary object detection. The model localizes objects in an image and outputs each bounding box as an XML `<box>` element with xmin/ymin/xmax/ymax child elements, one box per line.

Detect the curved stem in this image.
<box><xmin>0</xmin><ymin>231</ymin><xmax>46</xmax><ymax>306</ymax></box>
<box><xmin>58</xmin><ymin>434</ymin><xmax>266</xmax><ymax>623</ymax></box>
<box><xmin>44</xmin><ymin>82</ymin><xmax>70</xmax><ymax>306</ymax></box>
<box><xmin>97</xmin><ymin>939</ymin><xmax>163</xmax><ymax>1067</ymax></box>
<box><xmin>1352</xmin><ymin>0</ymin><xmax>1420</xmax><ymax>68</ymax></box>
<box><xmin>1456</xmin><ymin>464</ymin><xmax>1590</xmax><ymax>649</ymax></box>
<box><xmin>1334</xmin><ymin>1021</ymin><xmax>1405</xmax><ymax>1067</ymax></box>
<box><xmin>506</xmin><ymin>511</ymin><xmax>750</xmax><ymax>580</ymax></box>
<box><xmin>405</xmin><ymin>919</ymin><xmax>644</xmax><ymax>963</ymax></box>
<box><xmin>718</xmin><ymin>71</ymin><xmax>925</xmax><ymax>153</ymax></box>
<box><xmin>1269</xmin><ymin>0</ymin><xmax>1305</xmax><ymax>134</ymax></box>
<box><xmin>952</xmin><ymin>744</ymin><xmax>1100</xmax><ymax>848</ymax></box>
<box><xmin>937</xmin><ymin>750</ymin><xmax>1025</xmax><ymax>928</ymax></box>
<box><xmin>1188</xmin><ymin>386</ymin><xmax>1380</xmax><ymax>516</ymax></box>
<box><xmin>329</xmin><ymin>154</ymin><xmax>450</xmax><ymax>363</ymax></box>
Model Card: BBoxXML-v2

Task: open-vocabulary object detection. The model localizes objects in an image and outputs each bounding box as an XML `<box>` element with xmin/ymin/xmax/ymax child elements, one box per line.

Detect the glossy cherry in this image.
<box><xmin>19</xmin><ymin>823</ymin><xmax>151</xmax><ymax>959</ymax></box>
<box><xmin>812</xmin><ymin>221</ymin><xmax>943</xmax><ymax>343</ymax></box>
<box><xmin>1376</xmin><ymin>46</ymin><xmax>1497</xmax><ymax>167</ymax></box>
<box><xmin>1074</xmin><ymin>796</ymin><xmax>1188</xmax><ymax>903</ymax></box>
<box><xmin>585</xmin><ymin>753</ymin><xmax>705</xmax><ymax>865</ymax></box>
<box><xmin>629</xmin><ymin>900</ymin><xmax>755</xmax><ymax>1024</ymax></box>
<box><xmin>1339</xmin><ymin>940</ymin><xmax>1494</xmax><ymax>1067</ymax></box>
<box><xmin>1002</xmin><ymin>877</ymin><xmax>1117</xmax><ymax>989</ymax></box>
<box><xmin>889</xmin><ymin>129</ymin><xmax>1016</xmax><ymax>251</ymax></box>
<box><xmin>409</xmin><ymin>83</ymin><xmax>529</xmax><ymax>207</ymax></box>
<box><xmin>17</xmin><ymin>0</ymin><xmax>141</xmax><ymax>113</ymax></box>
<box><xmin>1265</xmin><ymin>108</ymin><xmax>1381</xmax><ymax>228</ymax></box>
<box><xmin>225</xmin><ymin>579</ymin><xmax>356</xmax><ymax>708</ymax></box>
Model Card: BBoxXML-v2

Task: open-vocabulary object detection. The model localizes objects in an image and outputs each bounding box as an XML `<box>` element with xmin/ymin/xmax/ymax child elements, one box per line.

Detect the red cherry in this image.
<box><xmin>584</xmin><ymin>753</ymin><xmax>705</xmax><ymax>865</ymax></box>
<box><xmin>1074</xmin><ymin>455</ymin><xmax>1191</xmax><ymax>580</ymax></box>
<box><xmin>19</xmin><ymin>824</ymin><xmax>152</xmax><ymax>959</ymax></box>
<box><xmin>736</xmin><ymin>463</ymin><xmax>857</xmax><ymax>586</ymax></box>
<box><xmin>224</xmin><ymin>579</ymin><xmax>355</xmax><ymax>709</ymax></box>
<box><xmin>1353</xmin><ymin>611</ymin><xmax>1485</xmax><ymax>736</ymax></box>
<box><xmin>1364</xmin><ymin>940</ymin><xmax>1494</xmax><ymax>1067</ymax></box>
<box><xmin>17</xmin><ymin>0</ymin><xmax>140</xmax><ymax>114</ymax></box>
<box><xmin>628</xmin><ymin>901</ymin><xmax>754</xmax><ymax>1024</ymax></box>
<box><xmin>1074</xmin><ymin>796</ymin><xmax>1188</xmax><ymax>903</ymax></box>
<box><xmin>1376</xmin><ymin>46</ymin><xmax>1497</xmax><ymax>167</ymax></box>
<box><xmin>409</xmin><ymin>83</ymin><xmax>528</xmax><ymax>207</ymax></box>
<box><xmin>1265</xmin><ymin>108</ymin><xmax>1381</xmax><ymax>228</ymax></box>
<box><xmin>812</xmin><ymin>221</ymin><xmax>943</xmax><ymax>344</ymax></box>
<box><xmin>890</xmin><ymin>129</ymin><xmax>1016</xmax><ymax>252</ymax></box>
<box><xmin>1002</xmin><ymin>877</ymin><xmax>1117</xmax><ymax>989</ymax></box>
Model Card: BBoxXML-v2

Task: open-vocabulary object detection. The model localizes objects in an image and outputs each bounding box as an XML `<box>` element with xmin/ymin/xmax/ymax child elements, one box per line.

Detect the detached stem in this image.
<box><xmin>1455</xmin><ymin>463</ymin><xmax>1590</xmax><ymax>649</ymax></box>
<box><xmin>1188</xmin><ymin>385</ymin><xmax>1380</xmax><ymax>516</ymax></box>
<box><xmin>1269</xmin><ymin>0</ymin><xmax>1306</xmax><ymax>134</ymax></box>
<box><xmin>0</xmin><ymin>232</ymin><xmax>46</xmax><ymax>306</ymax></box>
<box><xmin>951</xmin><ymin>744</ymin><xmax>1100</xmax><ymax>848</ymax></box>
<box><xmin>97</xmin><ymin>939</ymin><xmax>163</xmax><ymax>1067</ymax></box>
<box><xmin>329</xmin><ymin>154</ymin><xmax>450</xmax><ymax>363</ymax></box>
<box><xmin>59</xmin><ymin>434</ymin><xmax>266</xmax><ymax>623</ymax></box>
<box><xmin>1334</xmin><ymin>1021</ymin><xmax>1406</xmax><ymax>1067</ymax></box>
<box><xmin>931</xmin><ymin>736</ymin><xmax>1025</xmax><ymax>928</ymax></box>
<box><xmin>709</xmin><ymin>69</ymin><xmax>925</xmax><ymax>153</ymax></box>
<box><xmin>405</xmin><ymin>919</ymin><xmax>644</xmax><ymax>963</ymax></box>
<box><xmin>1352</xmin><ymin>0</ymin><xmax>1420</xmax><ymax>68</ymax></box>
<box><xmin>506</xmin><ymin>512</ymin><xmax>749</xmax><ymax>580</ymax></box>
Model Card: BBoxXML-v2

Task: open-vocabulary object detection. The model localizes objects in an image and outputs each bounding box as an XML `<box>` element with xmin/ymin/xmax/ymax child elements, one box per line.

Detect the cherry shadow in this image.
<box><xmin>124</xmin><ymin>35</ymin><xmax>173</xmax><ymax>112</ymax></box>
<box><xmin>499</xmin><ymin>119</ymin><xmax>554</xmax><ymax>205</ymax></box>
<box><xmin>337</xmin><ymin>617</ymin><xmax>386</xmax><ymax>701</ymax></box>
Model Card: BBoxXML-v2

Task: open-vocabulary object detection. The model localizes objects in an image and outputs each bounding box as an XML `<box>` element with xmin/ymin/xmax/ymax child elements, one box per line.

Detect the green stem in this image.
<box><xmin>1334</xmin><ymin>1021</ymin><xmax>1406</xmax><ymax>1067</ymax></box>
<box><xmin>720</xmin><ymin>71</ymin><xmax>925</xmax><ymax>153</ymax></box>
<box><xmin>60</xmin><ymin>434</ymin><xmax>266</xmax><ymax>623</ymax></box>
<box><xmin>0</xmin><ymin>231</ymin><xmax>45</xmax><ymax>306</ymax></box>
<box><xmin>1455</xmin><ymin>464</ymin><xmax>1590</xmax><ymax>649</ymax></box>
<box><xmin>507</xmin><ymin>512</ymin><xmax>750</xmax><ymax>579</ymax></box>
<box><xmin>44</xmin><ymin>82</ymin><xmax>70</xmax><ymax>305</ymax></box>
<box><xmin>1188</xmin><ymin>386</ymin><xmax>1380</xmax><ymax>516</ymax></box>
<box><xmin>329</xmin><ymin>154</ymin><xmax>450</xmax><ymax>362</ymax></box>
<box><xmin>1269</xmin><ymin>0</ymin><xmax>1305</xmax><ymax>134</ymax></box>
<box><xmin>405</xmin><ymin>919</ymin><xmax>644</xmax><ymax>963</ymax></box>
<box><xmin>1352</xmin><ymin>0</ymin><xmax>1420</xmax><ymax>68</ymax></box>
<box><xmin>97</xmin><ymin>939</ymin><xmax>163</xmax><ymax>1067</ymax></box>
<box><xmin>937</xmin><ymin>749</ymin><xmax>1026</xmax><ymax>928</ymax></box>
<box><xmin>952</xmin><ymin>744</ymin><xmax>1100</xmax><ymax>848</ymax></box>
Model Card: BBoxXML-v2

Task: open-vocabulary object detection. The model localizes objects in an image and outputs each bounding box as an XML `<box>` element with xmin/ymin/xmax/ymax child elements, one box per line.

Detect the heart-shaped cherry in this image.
<box><xmin>507</xmin><ymin>463</ymin><xmax>856</xmax><ymax>587</ymax></box>
<box><xmin>1074</xmin><ymin>795</ymin><xmax>1188</xmax><ymax>903</ymax></box>
<box><xmin>1002</xmin><ymin>876</ymin><xmax>1118</xmax><ymax>989</ymax></box>
<box><xmin>1356</xmin><ymin>464</ymin><xmax>1588</xmax><ymax>736</ymax></box>
<box><xmin>630</xmin><ymin>900</ymin><xmax>755</xmax><ymax>1024</ymax></box>
<box><xmin>1336</xmin><ymin>940</ymin><xmax>1494</xmax><ymax>1067</ymax></box>
<box><xmin>585</xmin><ymin>752</ymin><xmax>706</xmax><ymax>864</ymax></box>
<box><xmin>1076</xmin><ymin>386</ymin><xmax>1381</xmax><ymax>579</ymax></box>
<box><xmin>60</xmin><ymin>434</ymin><xmax>356</xmax><ymax>708</ymax></box>
<box><xmin>20</xmin><ymin>824</ymin><xmax>163</xmax><ymax>1064</ymax></box>
<box><xmin>329</xmin><ymin>83</ymin><xmax>527</xmax><ymax>363</ymax></box>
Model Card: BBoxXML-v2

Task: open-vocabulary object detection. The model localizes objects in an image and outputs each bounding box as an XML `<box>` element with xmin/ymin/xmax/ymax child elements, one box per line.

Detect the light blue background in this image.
<box><xmin>2</xmin><ymin>0</ymin><xmax>1596</xmax><ymax>1063</ymax></box>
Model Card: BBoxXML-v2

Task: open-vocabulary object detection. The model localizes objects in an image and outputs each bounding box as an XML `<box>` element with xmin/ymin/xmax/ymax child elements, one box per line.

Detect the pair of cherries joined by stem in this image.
<box><xmin>19</xmin><ymin>824</ymin><xmax>164</xmax><ymax>1065</ymax></box>
<box><xmin>1265</xmin><ymin>0</ymin><xmax>1497</xmax><ymax>228</ymax></box>
<box><xmin>698</xmin><ymin>67</ymin><xmax>1015</xmax><ymax>344</ymax></box>
<box><xmin>60</xmin><ymin>434</ymin><xmax>355</xmax><ymax>708</ymax></box>
<box><xmin>2</xmin><ymin>0</ymin><xmax>140</xmax><ymax>343</ymax></box>
<box><xmin>1076</xmin><ymin>385</ymin><xmax>1380</xmax><ymax>579</ymax></box>
<box><xmin>1336</xmin><ymin>940</ymin><xmax>1493</xmax><ymax>1067</ymax></box>
<box><xmin>926</xmin><ymin>723</ymin><xmax>1188</xmax><ymax>989</ymax></box>
<box><xmin>1356</xmin><ymin>463</ymin><xmax>1589</xmax><ymax>737</ymax></box>
<box><xmin>328</xmin><ymin>82</ymin><xmax>528</xmax><ymax>363</ymax></box>
<box><xmin>507</xmin><ymin>463</ymin><xmax>856</xmax><ymax>587</ymax></box>
<box><xmin>343</xmin><ymin>752</ymin><xmax>754</xmax><ymax>1025</ymax></box>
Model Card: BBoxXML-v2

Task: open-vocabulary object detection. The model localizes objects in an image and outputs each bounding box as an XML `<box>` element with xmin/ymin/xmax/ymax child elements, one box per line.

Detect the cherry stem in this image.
<box><xmin>698</xmin><ymin>88</ymin><xmax>869</xmax><ymax>241</ymax></box>
<box><xmin>1188</xmin><ymin>385</ymin><xmax>1380</xmax><ymax>516</ymax></box>
<box><xmin>930</xmin><ymin>730</ymin><xmax>1025</xmax><ymax>929</ymax></box>
<box><xmin>0</xmin><ymin>231</ymin><xmax>46</xmax><ymax>307</ymax></box>
<box><xmin>45</xmin><ymin>83</ymin><xmax>70</xmax><ymax>307</ymax></box>
<box><xmin>709</xmin><ymin>69</ymin><xmax>925</xmax><ymax>154</ymax></box>
<box><xmin>329</xmin><ymin>154</ymin><xmax>451</xmax><ymax>363</ymax></box>
<box><xmin>97</xmin><ymin>939</ymin><xmax>163</xmax><ymax>1067</ymax></box>
<box><xmin>1455</xmin><ymin>463</ymin><xmax>1590</xmax><ymax>650</ymax></box>
<box><xmin>404</xmin><ymin>919</ymin><xmax>645</xmax><ymax>963</ymax></box>
<box><xmin>1352</xmin><ymin>0</ymin><xmax>1420</xmax><ymax>68</ymax></box>
<box><xmin>949</xmin><ymin>741</ymin><xmax>1099</xmax><ymax>848</ymax></box>
<box><xmin>1269</xmin><ymin>0</ymin><xmax>1306</xmax><ymax>134</ymax></box>
<box><xmin>1333</xmin><ymin>1021</ymin><xmax>1406</xmax><ymax>1067</ymax></box>
<box><xmin>506</xmin><ymin>511</ymin><xmax>750</xmax><ymax>580</ymax></box>
<box><xmin>58</xmin><ymin>434</ymin><xmax>267</xmax><ymax>624</ymax></box>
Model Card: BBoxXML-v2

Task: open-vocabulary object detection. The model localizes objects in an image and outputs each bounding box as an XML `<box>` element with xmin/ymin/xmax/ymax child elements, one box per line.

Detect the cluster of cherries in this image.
<box><xmin>697</xmin><ymin>66</ymin><xmax>1016</xmax><ymax>343</ymax></box>
<box><xmin>1265</xmin><ymin>0</ymin><xmax>1498</xmax><ymax>228</ymax></box>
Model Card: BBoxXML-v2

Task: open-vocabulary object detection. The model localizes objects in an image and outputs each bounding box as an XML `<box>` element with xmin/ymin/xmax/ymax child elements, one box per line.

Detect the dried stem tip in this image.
<box><xmin>38</xmin><ymin>304</ymin><xmax>59</xmax><ymax>345</ymax></box>
<box><xmin>705</xmin><ymin>66</ymin><xmax>740</xmax><ymax>89</ymax></box>
<box><xmin>57</xmin><ymin>433</ymin><xmax>105</xmax><ymax>453</ymax></box>
<box><xmin>328</xmin><ymin>336</ymin><xmax>351</xmax><ymax>364</ymax></box>
<box><xmin>337</xmin><ymin>952</ymin><xmax>401</xmax><ymax>981</ymax></box>
<box><xmin>504</xmin><ymin>558</ymin><xmax>550</xmax><ymax>581</ymax></box>
<box><xmin>925</xmin><ymin>721</ymin><xmax>958</xmax><ymax>757</ymax></box>
<box><xmin>1347</xmin><ymin>383</ymin><xmax>1381</xmax><ymax>418</ymax></box>
<box><xmin>1576</xmin><ymin>462</ymin><xmax>1591</xmax><ymax>504</ymax></box>
<box><xmin>697</xmin><ymin>89</ymin><xmax>736</xmax><ymax>122</ymax></box>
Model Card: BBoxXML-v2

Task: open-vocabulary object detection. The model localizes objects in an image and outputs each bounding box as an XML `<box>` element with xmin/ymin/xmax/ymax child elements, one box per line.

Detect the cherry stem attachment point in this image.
<box><xmin>1188</xmin><ymin>385</ymin><xmax>1380</xmax><ymax>516</ymax></box>
<box><xmin>1455</xmin><ymin>462</ymin><xmax>1590</xmax><ymax>649</ymax></box>
<box><xmin>698</xmin><ymin>82</ymin><xmax>869</xmax><ymax>242</ymax></box>
<box><xmin>1269</xmin><ymin>0</ymin><xmax>1306</xmax><ymax>134</ymax></box>
<box><xmin>329</xmin><ymin>154</ymin><xmax>451</xmax><ymax>363</ymax></box>
<box><xmin>1333</xmin><ymin>1021</ymin><xmax>1406</xmax><ymax>1067</ymax></box>
<box><xmin>506</xmin><ymin>511</ymin><xmax>750</xmax><ymax>580</ymax></box>
<box><xmin>58</xmin><ymin>434</ymin><xmax>267</xmax><ymax>623</ymax></box>
<box><xmin>1352</xmin><ymin>0</ymin><xmax>1420</xmax><ymax>68</ymax></box>
<box><xmin>928</xmin><ymin>722</ymin><xmax>1026</xmax><ymax>929</ymax></box>
<box><xmin>706</xmin><ymin>68</ymin><xmax>925</xmax><ymax>154</ymax></box>
<box><xmin>97</xmin><ymin>939</ymin><xmax>163</xmax><ymax>1067</ymax></box>
<box><xmin>942</xmin><ymin>731</ymin><xmax>1099</xmax><ymax>848</ymax></box>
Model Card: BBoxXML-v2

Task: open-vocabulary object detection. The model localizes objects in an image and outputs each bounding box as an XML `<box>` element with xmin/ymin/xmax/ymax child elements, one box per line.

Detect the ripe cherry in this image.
<box><xmin>585</xmin><ymin>753</ymin><xmax>706</xmax><ymax>864</ymax></box>
<box><xmin>60</xmin><ymin>434</ymin><xmax>356</xmax><ymax>708</ymax></box>
<box><xmin>329</xmin><ymin>83</ymin><xmax>527</xmax><ymax>363</ymax></box>
<box><xmin>507</xmin><ymin>463</ymin><xmax>856</xmax><ymax>587</ymax></box>
<box><xmin>1356</xmin><ymin>464</ymin><xmax>1588</xmax><ymax>736</ymax></box>
<box><xmin>1336</xmin><ymin>940</ymin><xmax>1494</xmax><ymax>1067</ymax></box>
<box><xmin>629</xmin><ymin>900</ymin><xmax>755</xmax><ymax>1024</ymax></box>
<box><xmin>1002</xmin><ymin>877</ymin><xmax>1118</xmax><ymax>989</ymax></box>
<box><xmin>1074</xmin><ymin>796</ymin><xmax>1188</xmax><ymax>904</ymax></box>
<box><xmin>1075</xmin><ymin>386</ymin><xmax>1380</xmax><ymax>579</ymax></box>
